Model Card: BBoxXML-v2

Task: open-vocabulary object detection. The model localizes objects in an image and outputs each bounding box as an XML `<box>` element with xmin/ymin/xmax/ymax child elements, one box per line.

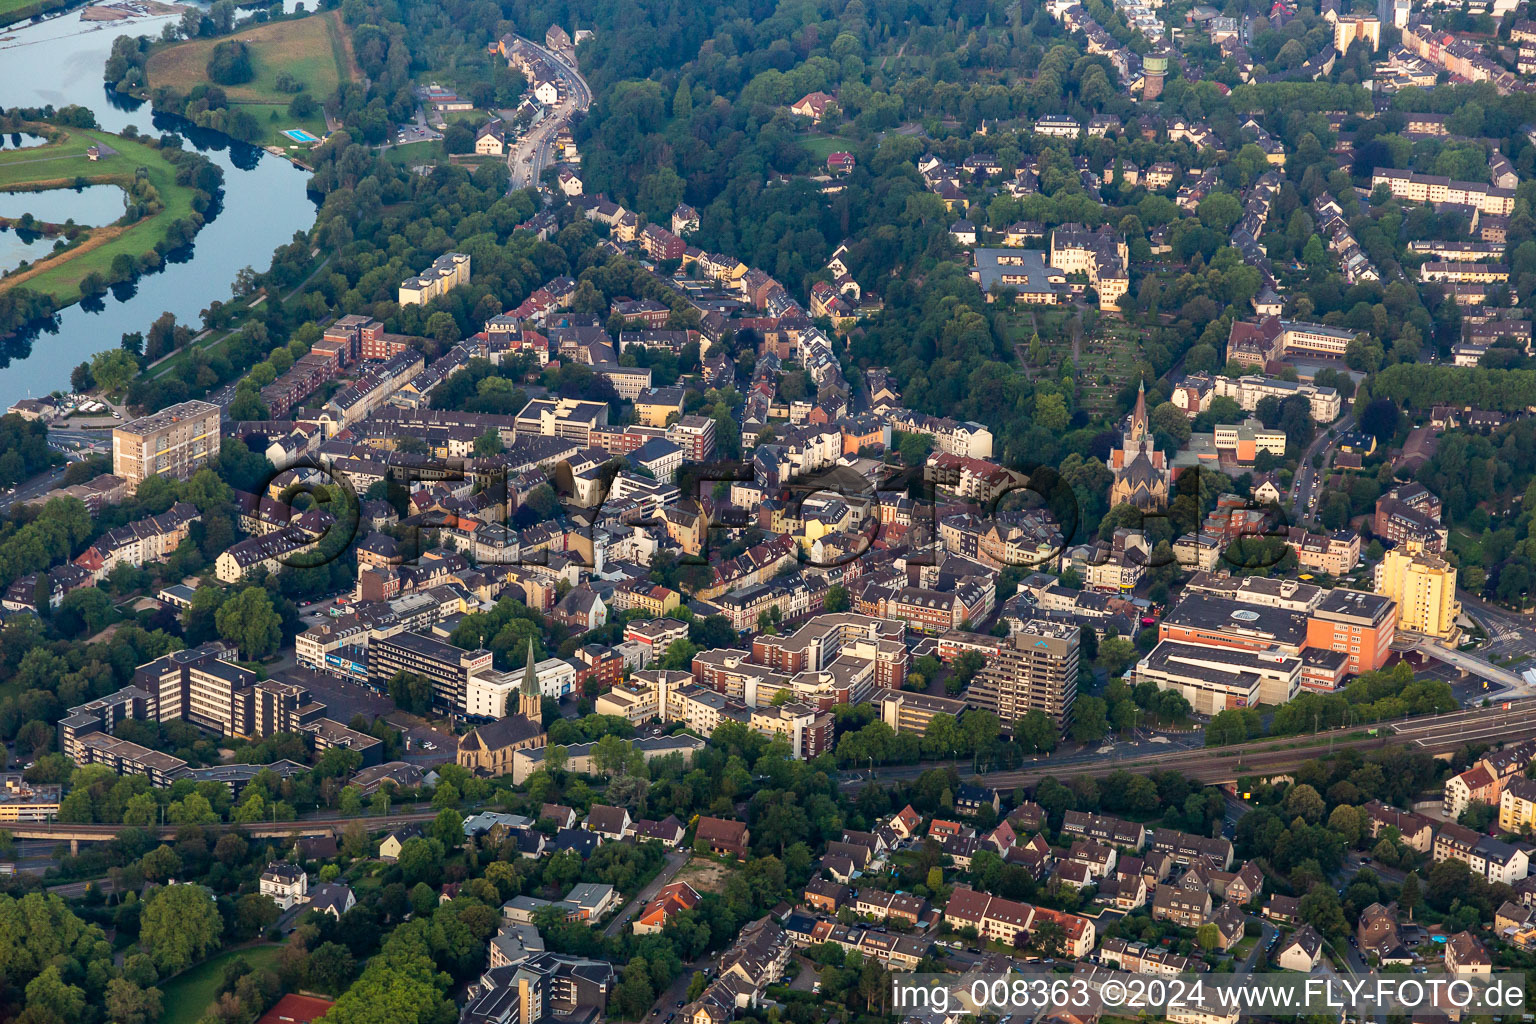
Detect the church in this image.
<box><xmin>457</xmin><ymin>640</ymin><xmax>548</xmax><ymax>776</ymax></box>
<box><xmin>1107</xmin><ymin>382</ymin><xmax>1171</xmax><ymax>510</ymax></box>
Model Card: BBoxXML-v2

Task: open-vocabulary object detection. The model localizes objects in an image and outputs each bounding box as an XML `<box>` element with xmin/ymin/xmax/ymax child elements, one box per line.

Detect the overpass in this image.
<box><xmin>1409</xmin><ymin>639</ymin><xmax>1531</xmax><ymax>693</ymax></box>
<box><xmin>6</xmin><ymin>810</ymin><xmax>439</xmax><ymax>850</ymax></box>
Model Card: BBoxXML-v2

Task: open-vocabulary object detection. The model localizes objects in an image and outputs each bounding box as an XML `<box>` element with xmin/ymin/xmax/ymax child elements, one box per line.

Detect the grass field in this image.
<box><xmin>157</xmin><ymin>944</ymin><xmax>285</xmax><ymax>1024</ymax></box>
<box><xmin>385</xmin><ymin>139</ymin><xmax>447</xmax><ymax>168</ymax></box>
<box><xmin>797</xmin><ymin>134</ymin><xmax>847</xmax><ymax>162</ymax></box>
<box><xmin>0</xmin><ymin>126</ymin><xmax>198</xmax><ymax>307</ymax></box>
<box><xmin>145</xmin><ymin>12</ymin><xmax>354</xmax><ymax>147</ymax></box>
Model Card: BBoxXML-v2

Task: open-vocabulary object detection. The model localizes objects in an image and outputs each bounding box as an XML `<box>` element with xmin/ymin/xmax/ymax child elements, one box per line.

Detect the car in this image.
<box><xmin>967</xmin><ymin>948</ymin><xmax>981</xmax><ymax>954</ymax></box>
<box><xmin>676</xmin><ymin>1002</ymin><xmax>684</xmax><ymax>1008</ymax></box>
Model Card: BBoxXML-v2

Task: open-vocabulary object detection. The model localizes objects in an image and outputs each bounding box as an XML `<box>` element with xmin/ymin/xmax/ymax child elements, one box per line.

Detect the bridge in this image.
<box><xmin>1409</xmin><ymin>640</ymin><xmax>1531</xmax><ymax>694</ymax></box>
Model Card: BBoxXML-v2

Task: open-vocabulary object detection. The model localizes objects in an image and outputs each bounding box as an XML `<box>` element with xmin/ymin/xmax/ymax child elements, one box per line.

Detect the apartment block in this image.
<box><xmin>966</xmin><ymin>619</ymin><xmax>1079</xmax><ymax>725</ymax></box>
<box><xmin>514</xmin><ymin>398</ymin><xmax>609</xmax><ymax>445</ymax></box>
<box><xmin>112</xmin><ymin>400</ymin><xmax>221</xmax><ymax>494</ymax></box>
<box><xmin>398</xmin><ymin>252</ymin><xmax>471</xmax><ymax>305</ymax></box>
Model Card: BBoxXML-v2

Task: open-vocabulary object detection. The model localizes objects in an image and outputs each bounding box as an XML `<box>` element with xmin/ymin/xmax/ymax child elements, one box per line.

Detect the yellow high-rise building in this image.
<box><xmin>1373</xmin><ymin>540</ymin><xmax>1461</xmax><ymax>642</ymax></box>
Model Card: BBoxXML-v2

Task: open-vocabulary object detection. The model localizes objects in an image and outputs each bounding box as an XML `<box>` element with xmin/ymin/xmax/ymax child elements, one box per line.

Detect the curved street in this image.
<box><xmin>505</xmin><ymin>36</ymin><xmax>592</xmax><ymax>190</ymax></box>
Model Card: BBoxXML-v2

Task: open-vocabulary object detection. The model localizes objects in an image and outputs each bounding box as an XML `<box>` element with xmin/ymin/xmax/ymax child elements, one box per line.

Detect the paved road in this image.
<box><xmin>1240</xmin><ymin>918</ymin><xmax>1277</xmax><ymax>973</ymax></box>
<box><xmin>504</xmin><ymin>36</ymin><xmax>591</xmax><ymax>190</ymax></box>
<box><xmin>841</xmin><ymin>700</ymin><xmax>1536</xmax><ymax>789</ymax></box>
<box><xmin>1411</xmin><ymin>639</ymin><xmax>1529</xmax><ymax>693</ymax></box>
<box><xmin>0</xmin><ymin>464</ymin><xmax>66</xmax><ymax>511</ymax></box>
<box><xmin>603</xmin><ymin>849</ymin><xmax>690</xmax><ymax>938</ymax></box>
<box><xmin>47</xmin><ymin>875</ymin><xmax>122</xmax><ymax>899</ymax></box>
<box><xmin>1290</xmin><ymin>414</ymin><xmax>1354</xmax><ymax>522</ymax></box>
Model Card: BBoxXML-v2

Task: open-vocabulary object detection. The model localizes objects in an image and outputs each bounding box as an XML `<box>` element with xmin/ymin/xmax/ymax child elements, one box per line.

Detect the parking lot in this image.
<box><xmin>279</xmin><ymin>664</ymin><xmax>396</xmax><ymax>724</ymax></box>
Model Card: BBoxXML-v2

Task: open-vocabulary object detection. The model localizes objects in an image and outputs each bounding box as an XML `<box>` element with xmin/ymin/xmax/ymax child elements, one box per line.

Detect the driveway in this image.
<box><xmin>603</xmin><ymin>849</ymin><xmax>690</xmax><ymax>937</ymax></box>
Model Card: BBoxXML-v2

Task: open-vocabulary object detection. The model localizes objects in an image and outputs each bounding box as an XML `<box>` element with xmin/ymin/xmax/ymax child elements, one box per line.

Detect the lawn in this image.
<box><xmin>385</xmin><ymin>140</ymin><xmax>447</xmax><ymax>169</ymax></box>
<box><xmin>798</xmin><ymin>133</ymin><xmax>847</xmax><ymax>162</ymax></box>
<box><xmin>0</xmin><ymin>126</ymin><xmax>199</xmax><ymax>307</ymax></box>
<box><xmin>145</xmin><ymin>12</ymin><xmax>354</xmax><ymax>147</ymax></box>
<box><xmin>157</xmin><ymin>944</ymin><xmax>285</xmax><ymax>1024</ymax></box>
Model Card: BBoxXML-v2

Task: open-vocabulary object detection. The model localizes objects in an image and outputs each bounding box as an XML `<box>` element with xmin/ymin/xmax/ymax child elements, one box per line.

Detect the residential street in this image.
<box><xmin>603</xmin><ymin>849</ymin><xmax>691</xmax><ymax>938</ymax></box>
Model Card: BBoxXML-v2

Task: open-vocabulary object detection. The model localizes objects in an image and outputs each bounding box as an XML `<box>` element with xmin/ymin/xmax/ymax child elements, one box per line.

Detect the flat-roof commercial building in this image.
<box><xmin>367</xmin><ymin>631</ymin><xmax>493</xmax><ymax>712</ymax></box>
<box><xmin>1159</xmin><ymin>592</ymin><xmax>1307</xmax><ymax>654</ymax></box>
<box><xmin>1305</xmin><ymin>588</ymin><xmax>1398</xmax><ymax>674</ymax></box>
<box><xmin>1136</xmin><ymin>640</ymin><xmax>1300</xmax><ymax>714</ymax></box>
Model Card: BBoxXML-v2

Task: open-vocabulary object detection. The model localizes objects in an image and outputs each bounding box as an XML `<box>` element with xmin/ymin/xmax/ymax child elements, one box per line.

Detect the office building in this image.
<box><xmin>112</xmin><ymin>400</ymin><xmax>221</xmax><ymax>494</ymax></box>
<box><xmin>368</xmin><ymin>631</ymin><xmax>493</xmax><ymax>712</ymax></box>
<box><xmin>514</xmin><ymin>398</ymin><xmax>609</xmax><ymax>445</ymax></box>
<box><xmin>136</xmin><ymin>644</ymin><xmax>259</xmax><ymax>737</ymax></box>
<box><xmin>1305</xmin><ymin>589</ymin><xmax>1398</xmax><ymax>674</ymax></box>
<box><xmin>967</xmin><ymin>620</ymin><xmax>1079</xmax><ymax>726</ymax></box>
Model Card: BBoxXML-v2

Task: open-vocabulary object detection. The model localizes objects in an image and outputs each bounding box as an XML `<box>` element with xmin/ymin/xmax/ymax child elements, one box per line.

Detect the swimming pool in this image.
<box><xmin>282</xmin><ymin>129</ymin><xmax>321</xmax><ymax>143</ymax></box>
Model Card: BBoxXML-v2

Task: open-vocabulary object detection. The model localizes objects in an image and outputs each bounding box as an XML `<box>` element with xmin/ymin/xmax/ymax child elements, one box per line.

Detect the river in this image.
<box><xmin>0</xmin><ymin>4</ymin><xmax>319</xmax><ymax>406</ymax></box>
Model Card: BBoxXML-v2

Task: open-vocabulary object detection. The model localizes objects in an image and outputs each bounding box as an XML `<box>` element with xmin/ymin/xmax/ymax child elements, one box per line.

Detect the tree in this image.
<box><xmin>235</xmin><ymin>892</ymin><xmax>279</xmax><ymax>938</ymax></box>
<box><xmin>1014</xmin><ymin>710</ymin><xmax>1058</xmax><ymax>753</ymax></box>
<box><xmin>388</xmin><ymin>671</ymin><xmax>434</xmax><ymax>715</ymax></box>
<box><xmin>207</xmin><ymin>40</ymin><xmax>253</xmax><ymax>84</ymax></box>
<box><xmin>432</xmin><ymin>807</ymin><xmax>464</xmax><ymax>848</ymax></box>
<box><xmin>139</xmin><ymin>882</ymin><xmax>223</xmax><ymax>973</ymax></box>
<box><xmin>104</xmin><ymin>978</ymin><xmax>163</xmax><ymax>1024</ymax></box>
<box><xmin>89</xmin><ymin>348</ymin><xmax>138</xmax><ymax>394</ymax></box>
<box><xmin>824</xmin><ymin>584</ymin><xmax>849</xmax><ymax>613</ymax></box>
<box><xmin>215</xmin><ymin>587</ymin><xmax>282</xmax><ymax>660</ymax></box>
<box><xmin>473</xmin><ymin>429</ymin><xmax>503</xmax><ymax>456</ymax></box>
<box><xmin>1284</xmin><ymin>783</ymin><xmax>1326</xmax><ymax>823</ymax></box>
<box><xmin>1393</xmin><ymin>871</ymin><xmax>1422</xmax><ymax>922</ymax></box>
<box><xmin>1196</xmin><ymin>922</ymin><xmax>1221</xmax><ymax>950</ymax></box>
<box><xmin>658</xmin><ymin>638</ymin><xmax>699</xmax><ymax>670</ymax></box>
<box><xmin>24</xmin><ymin>966</ymin><xmax>87</xmax><ymax>1024</ymax></box>
<box><xmin>307</xmin><ymin>941</ymin><xmax>356</xmax><ymax>994</ymax></box>
<box><xmin>1069</xmin><ymin>696</ymin><xmax>1108</xmax><ymax>744</ymax></box>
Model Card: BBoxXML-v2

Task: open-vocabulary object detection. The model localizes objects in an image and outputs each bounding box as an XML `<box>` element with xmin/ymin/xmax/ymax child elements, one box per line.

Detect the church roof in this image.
<box><xmin>462</xmin><ymin>714</ymin><xmax>545</xmax><ymax>753</ymax></box>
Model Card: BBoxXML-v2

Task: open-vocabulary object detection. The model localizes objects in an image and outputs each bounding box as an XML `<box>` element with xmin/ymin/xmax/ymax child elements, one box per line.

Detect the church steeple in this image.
<box><xmin>518</xmin><ymin>638</ymin><xmax>541</xmax><ymax>721</ymax></box>
<box><xmin>1130</xmin><ymin>380</ymin><xmax>1148</xmax><ymax>439</ymax></box>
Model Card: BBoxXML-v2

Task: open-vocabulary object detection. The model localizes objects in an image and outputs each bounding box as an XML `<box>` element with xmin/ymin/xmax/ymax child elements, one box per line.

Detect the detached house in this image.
<box><xmin>696</xmin><ymin>816</ymin><xmax>751</xmax><ymax>858</ymax></box>
<box><xmin>260</xmin><ymin>862</ymin><xmax>308</xmax><ymax>910</ymax></box>
<box><xmin>585</xmin><ymin>804</ymin><xmax>632</xmax><ymax>841</ymax></box>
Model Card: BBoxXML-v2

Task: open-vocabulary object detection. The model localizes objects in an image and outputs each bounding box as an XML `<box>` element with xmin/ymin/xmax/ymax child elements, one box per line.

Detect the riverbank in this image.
<box><xmin>0</xmin><ymin>5</ymin><xmax>319</xmax><ymax>407</ymax></box>
<box><xmin>0</xmin><ymin>122</ymin><xmax>211</xmax><ymax>309</ymax></box>
<box><xmin>0</xmin><ymin>0</ymin><xmax>74</xmax><ymax>30</ymax></box>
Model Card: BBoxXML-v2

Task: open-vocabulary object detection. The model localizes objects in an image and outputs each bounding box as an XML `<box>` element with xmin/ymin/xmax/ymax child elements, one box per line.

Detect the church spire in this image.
<box><xmin>518</xmin><ymin>638</ymin><xmax>541</xmax><ymax>721</ymax></box>
<box><xmin>1130</xmin><ymin>379</ymin><xmax>1148</xmax><ymax>438</ymax></box>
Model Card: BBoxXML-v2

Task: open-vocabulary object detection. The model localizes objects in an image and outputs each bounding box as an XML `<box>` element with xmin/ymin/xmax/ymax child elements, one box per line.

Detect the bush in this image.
<box><xmin>206</xmin><ymin>40</ymin><xmax>254</xmax><ymax>85</ymax></box>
